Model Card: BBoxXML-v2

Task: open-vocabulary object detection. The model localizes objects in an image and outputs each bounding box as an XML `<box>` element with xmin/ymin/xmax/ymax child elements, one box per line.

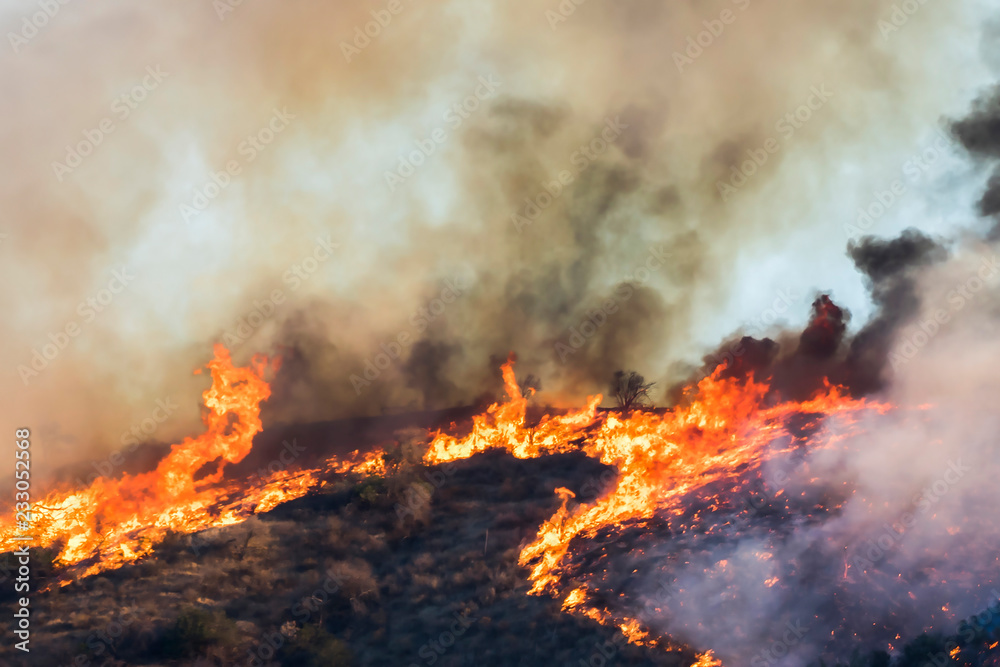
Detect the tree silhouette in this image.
<box><xmin>611</xmin><ymin>370</ymin><xmax>655</xmax><ymax>412</ymax></box>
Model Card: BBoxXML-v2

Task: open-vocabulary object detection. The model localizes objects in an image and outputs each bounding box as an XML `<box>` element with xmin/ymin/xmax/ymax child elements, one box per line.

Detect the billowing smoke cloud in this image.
<box><xmin>564</xmin><ymin>112</ymin><xmax>1000</xmax><ymax>667</ymax></box>
<box><xmin>0</xmin><ymin>1</ymin><xmax>994</xmax><ymax>507</ymax></box>
<box><xmin>952</xmin><ymin>84</ymin><xmax>1000</xmax><ymax>236</ymax></box>
<box><xmin>688</xmin><ymin>230</ymin><xmax>949</xmax><ymax>404</ymax></box>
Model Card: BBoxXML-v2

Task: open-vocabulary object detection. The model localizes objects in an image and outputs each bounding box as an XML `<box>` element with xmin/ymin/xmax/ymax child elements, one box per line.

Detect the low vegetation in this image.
<box><xmin>1</xmin><ymin>430</ymin><xmax>996</xmax><ymax>665</ymax></box>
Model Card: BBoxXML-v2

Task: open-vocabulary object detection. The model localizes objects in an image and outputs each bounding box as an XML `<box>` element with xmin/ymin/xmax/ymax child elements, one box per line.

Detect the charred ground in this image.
<box><xmin>2</xmin><ymin>414</ymin><xmax>999</xmax><ymax>666</ymax></box>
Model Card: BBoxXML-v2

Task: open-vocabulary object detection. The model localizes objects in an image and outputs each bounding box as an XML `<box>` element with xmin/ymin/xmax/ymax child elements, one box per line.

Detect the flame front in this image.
<box><xmin>424</xmin><ymin>359</ymin><xmax>889</xmax><ymax>665</ymax></box>
<box><xmin>424</xmin><ymin>355</ymin><xmax>602</xmax><ymax>462</ymax></box>
<box><xmin>1</xmin><ymin>350</ymin><xmax>891</xmax><ymax>664</ymax></box>
<box><xmin>0</xmin><ymin>345</ymin><xmax>302</xmax><ymax>580</ymax></box>
<box><xmin>520</xmin><ymin>368</ymin><xmax>882</xmax><ymax>596</ymax></box>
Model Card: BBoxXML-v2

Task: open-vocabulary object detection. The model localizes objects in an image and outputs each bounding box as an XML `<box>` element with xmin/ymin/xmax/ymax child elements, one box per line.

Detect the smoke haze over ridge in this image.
<box><xmin>0</xmin><ymin>0</ymin><xmax>996</xmax><ymax>489</ymax></box>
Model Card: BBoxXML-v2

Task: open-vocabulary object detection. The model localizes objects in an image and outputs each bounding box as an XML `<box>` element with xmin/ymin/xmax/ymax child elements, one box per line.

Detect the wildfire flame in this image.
<box><xmin>520</xmin><ymin>369</ymin><xmax>883</xmax><ymax>596</ymax></box>
<box><xmin>424</xmin><ymin>357</ymin><xmax>890</xmax><ymax>664</ymax></box>
<box><xmin>1</xmin><ymin>348</ymin><xmax>892</xmax><ymax>665</ymax></box>
<box><xmin>0</xmin><ymin>346</ymin><xmax>311</xmax><ymax>581</ymax></box>
<box><xmin>424</xmin><ymin>356</ymin><xmax>601</xmax><ymax>462</ymax></box>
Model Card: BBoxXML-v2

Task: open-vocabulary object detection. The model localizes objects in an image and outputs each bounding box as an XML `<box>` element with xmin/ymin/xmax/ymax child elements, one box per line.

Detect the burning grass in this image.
<box><xmin>2</xmin><ymin>348</ymin><xmax>999</xmax><ymax>665</ymax></box>
<box><xmin>0</xmin><ymin>449</ymin><xmax>706</xmax><ymax>665</ymax></box>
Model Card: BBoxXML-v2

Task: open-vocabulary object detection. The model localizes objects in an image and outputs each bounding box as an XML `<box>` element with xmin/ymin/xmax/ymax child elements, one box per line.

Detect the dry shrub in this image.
<box><xmin>410</xmin><ymin>573</ymin><xmax>442</xmax><ymax>592</ymax></box>
<box><xmin>324</xmin><ymin>559</ymin><xmax>378</xmax><ymax>600</ymax></box>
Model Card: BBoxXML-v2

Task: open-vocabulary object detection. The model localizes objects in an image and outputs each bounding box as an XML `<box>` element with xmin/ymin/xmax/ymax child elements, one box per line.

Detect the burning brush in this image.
<box><xmin>4</xmin><ymin>290</ymin><xmax>1000</xmax><ymax>667</ymax></box>
<box><xmin>0</xmin><ymin>335</ymin><xmax>900</xmax><ymax>665</ymax></box>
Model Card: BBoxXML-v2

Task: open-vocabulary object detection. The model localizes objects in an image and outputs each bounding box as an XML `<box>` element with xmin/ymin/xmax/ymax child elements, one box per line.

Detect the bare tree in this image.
<box><xmin>612</xmin><ymin>370</ymin><xmax>655</xmax><ymax>412</ymax></box>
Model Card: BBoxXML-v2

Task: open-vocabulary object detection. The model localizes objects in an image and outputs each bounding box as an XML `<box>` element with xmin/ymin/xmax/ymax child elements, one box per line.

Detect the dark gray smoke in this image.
<box><xmin>952</xmin><ymin>86</ymin><xmax>1000</xmax><ymax>232</ymax></box>
<box><xmin>683</xmin><ymin>231</ymin><xmax>948</xmax><ymax>404</ymax></box>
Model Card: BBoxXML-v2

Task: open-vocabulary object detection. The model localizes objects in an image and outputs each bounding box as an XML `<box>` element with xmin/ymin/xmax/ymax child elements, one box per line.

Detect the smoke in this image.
<box><xmin>656</xmin><ymin>234</ymin><xmax>1000</xmax><ymax>664</ymax></box>
<box><xmin>690</xmin><ymin>230</ymin><xmax>950</xmax><ymax>406</ymax></box>
<box><xmin>583</xmin><ymin>107</ymin><xmax>1000</xmax><ymax>667</ymax></box>
<box><xmin>0</xmin><ymin>1</ymin><xmax>994</xmax><ymax>489</ymax></box>
<box><xmin>952</xmin><ymin>84</ymin><xmax>1000</xmax><ymax>235</ymax></box>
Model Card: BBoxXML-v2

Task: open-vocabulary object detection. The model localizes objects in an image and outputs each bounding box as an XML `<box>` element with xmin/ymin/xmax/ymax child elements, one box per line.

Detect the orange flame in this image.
<box><xmin>692</xmin><ymin>650</ymin><xmax>724</xmax><ymax>667</ymax></box>
<box><xmin>1</xmin><ymin>350</ymin><xmax>890</xmax><ymax>663</ymax></box>
<box><xmin>0</xmin><ymin>345</ymin><xmax>312</xmax><ymax>581</ymax></box>
<box><xmin>520</xmin><ymin>368</ymin><xmax>884</xmax><ymax>596</ymax></box>
<box><xmin>425</xmin><ymin>358</ymin><xmax>889</xmax><ymax>659</ymax></box>
<box><xmin>424</xmin><ymin>355</ymin><xmax>601</xmax><ymax>463</ymax></box>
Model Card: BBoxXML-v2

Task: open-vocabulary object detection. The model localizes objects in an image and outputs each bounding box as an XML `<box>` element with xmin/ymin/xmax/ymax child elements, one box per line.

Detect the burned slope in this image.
<box><xmin>2</xmin><ymin>422</ymin><xmax>999</xmax><ymax>666</ymax></box>
<box><xmin>0</xmin><ymin>449</ymin><xmax>699</xmax><ymax>667</ymax></box>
